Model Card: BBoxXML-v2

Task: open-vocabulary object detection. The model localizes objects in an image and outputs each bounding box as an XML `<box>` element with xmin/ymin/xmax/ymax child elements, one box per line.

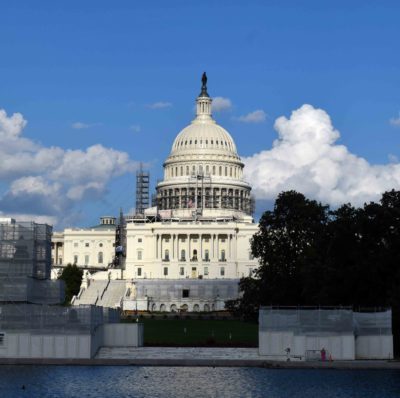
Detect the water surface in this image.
<box><xmin>1</xmin><ymin>366</ymin><xmax>399</xmax><ymax>398</ymax></box>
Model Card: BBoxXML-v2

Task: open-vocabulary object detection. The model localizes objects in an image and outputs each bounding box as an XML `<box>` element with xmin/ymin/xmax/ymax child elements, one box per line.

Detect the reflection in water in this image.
<box><xmin>0</xmin><ymin>366</ymin><xmax>400</xmax><ymax>398</ymax></box>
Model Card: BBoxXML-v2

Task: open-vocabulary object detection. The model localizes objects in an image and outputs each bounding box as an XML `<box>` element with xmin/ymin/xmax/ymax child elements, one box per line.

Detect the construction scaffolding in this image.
<box><xmin>0</xmin><ymin>304</ymin><xmax>119</xmax><ymax>333</ymax></box>
<box><xmin>0</xmin><ymin>219</ymin><xmax>64</xmax><ymax>304</ymax></box>
<box><xmin>136</xmin><ymin>167</ymin><xmax>150</xmax><ymax>215</ymax></box>
<box><xmin>0</xmin><ymin>221</ymin><xmax>52</xmax><ymax>280</ymax></box>
<box><xmin>156</xmin><ymin>174</ymin><xmax>255</xmax><ymax>216</ymax></box>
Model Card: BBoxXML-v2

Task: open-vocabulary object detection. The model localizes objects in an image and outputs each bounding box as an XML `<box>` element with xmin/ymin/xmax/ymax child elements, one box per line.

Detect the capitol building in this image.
<box><xmin>52</xmin><ymin>74</ymin><xmax>259</xmax><ymax>312</ymax></box>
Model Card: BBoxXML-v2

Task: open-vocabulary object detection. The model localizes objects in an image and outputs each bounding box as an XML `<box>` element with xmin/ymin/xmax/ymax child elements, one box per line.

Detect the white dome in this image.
<box><xmin>170</xmin><ymin>120</ymin><xmax>238</xmax><ymax>157</ymax></box>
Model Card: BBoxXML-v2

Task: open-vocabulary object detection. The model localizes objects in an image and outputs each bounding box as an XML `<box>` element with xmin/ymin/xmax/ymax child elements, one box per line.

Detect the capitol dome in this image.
<box><xmin>156</xmin><ymin>73</ymin><xmax>254</xmax><ymax>219</ymax></box>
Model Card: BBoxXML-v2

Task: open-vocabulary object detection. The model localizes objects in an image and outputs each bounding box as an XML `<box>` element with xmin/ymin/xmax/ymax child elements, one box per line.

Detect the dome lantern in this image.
<box><xmin>195</xmin><ymin>72</ymin><xmax>212</xmax><ymax>122</ymax></box>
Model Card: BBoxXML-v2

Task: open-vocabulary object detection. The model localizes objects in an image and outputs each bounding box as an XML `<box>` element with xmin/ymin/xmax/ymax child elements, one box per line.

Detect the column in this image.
<box><xmin>200</xmin><ymin>234</ymin><xmax>203</xmax><ymax>261</ymax></box>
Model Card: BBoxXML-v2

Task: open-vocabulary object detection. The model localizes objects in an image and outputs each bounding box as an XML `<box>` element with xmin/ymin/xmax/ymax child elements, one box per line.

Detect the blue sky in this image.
<box><xmin>1</xmin><ymin>1</ymin><xmax>400</xmax><ymax>228</ymax></box>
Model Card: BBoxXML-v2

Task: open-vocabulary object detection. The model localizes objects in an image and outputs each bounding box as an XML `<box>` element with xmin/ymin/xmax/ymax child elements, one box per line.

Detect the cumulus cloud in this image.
<box><xmin>147</xmin><ymin>101</ymin><xmax>172</xmax><ymax>109</ymax></box>
<box><xmin>237</xmin><ymin>110</ymin><xmax>266</xmax><ymax>123</ymax></box>
<box><xmin>0</xmin><ymin>108</ymin><xmax>138</xmax><ymax>226</ymax></box>
<box><xmin>244</xmin><ymin>104</ymin><xmax>400</xmax><ymax>207</ymax></box>
<box><xmin>212</xmin><ymin>97</ymin><xmax>232</xmax><ymax>112</ymax></box>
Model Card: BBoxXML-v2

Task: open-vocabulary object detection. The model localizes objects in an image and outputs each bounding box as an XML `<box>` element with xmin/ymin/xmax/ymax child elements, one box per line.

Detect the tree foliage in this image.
<box><xmin>228</xmin><ymin>190</ymin><xmax>400</xmax><ymax>329</ymax></box>
<box><xmin>58</xmin><ymin>263</ymin><xmax>83</xmax><ymax>304</ymax></box>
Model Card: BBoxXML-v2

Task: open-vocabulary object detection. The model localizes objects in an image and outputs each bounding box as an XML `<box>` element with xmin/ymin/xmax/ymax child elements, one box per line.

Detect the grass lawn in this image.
<box><xmin>138</xmin><ymin>318</ymin><xmax>258</xmax><ymax>347</ymax></box>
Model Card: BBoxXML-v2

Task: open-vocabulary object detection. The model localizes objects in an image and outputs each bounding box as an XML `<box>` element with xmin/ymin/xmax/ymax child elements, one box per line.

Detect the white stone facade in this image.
<box><xmin>124</xmin><ymin>220</ymin><xmax>258</xmax><ymax>279</ymax></box>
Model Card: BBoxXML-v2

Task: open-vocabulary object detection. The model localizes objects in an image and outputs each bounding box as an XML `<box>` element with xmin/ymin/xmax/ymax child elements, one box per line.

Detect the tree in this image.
<box><xmin>58</xmin><ymin>263</ymin><xmax>83</xmax><ymax>304</ymax></box>
<box><xmin>227</xmin><ymin>191</ymin><xmax>330</xmax><ymax>319</ymax></box>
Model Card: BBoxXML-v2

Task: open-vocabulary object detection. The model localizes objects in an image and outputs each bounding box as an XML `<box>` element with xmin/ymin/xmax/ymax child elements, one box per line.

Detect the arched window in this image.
<box><xmin>180</xmin><ymin>249</ymin><xmax>186</xmax><ymax>261</ymax></box>
<box><xmin>98</xmin><ymin>252</ymin><xmax>103</xmax><ymax>264</ymax></box>
<box><xmin>192</xmin><ymin>249</ymin><xmax>198</xmax><ymax>261</ymax></box>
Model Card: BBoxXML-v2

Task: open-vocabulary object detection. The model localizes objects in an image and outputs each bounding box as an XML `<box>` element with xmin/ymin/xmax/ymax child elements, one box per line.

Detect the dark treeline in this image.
<box><xmin>226</xmin><ymin>190</ymin><xmax>400</xmax><ymax>354</ymax></box>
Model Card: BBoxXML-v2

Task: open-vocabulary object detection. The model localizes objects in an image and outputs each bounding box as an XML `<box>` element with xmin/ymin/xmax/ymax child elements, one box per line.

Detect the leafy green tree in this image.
<box><xmin>58</xmin><ymin>263</ymin><xmax>83</xmax><ymax>304</ymax></box>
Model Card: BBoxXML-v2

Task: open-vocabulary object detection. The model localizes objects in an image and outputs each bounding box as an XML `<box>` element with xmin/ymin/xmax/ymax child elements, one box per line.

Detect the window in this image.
<box><xmin>58</xmin><ymin>258</ymin><xmax>62</xmax><ymax>265</ymax></box>
<box><xmin>192</xmin><ymin>249</ymin><xmax>198</xmax><ymax>261</ymax></box>
<box><xmin>186</xmin><ymin>166</ymin><xmax>189</xmax><ymax>175</ymax></box>
<box><xmin>204</xmin><ymin>267</ymin><xmax>209</xmax><ymax>276</ymax></box>
<box><xmin>137</xmin><ymin>250</ymin><xmax>142</xmax><ymax>260</ymax></box>
<box><xmin>212</xmin><ymin>165</ymin><xmax>215</xmax><ymax>174</ymax></box>
<box><xmin>0</xmin><ymin>333</ymin><xmax>4</xmax><ymax>346</ymax></box>
<box><xmin>180</xmin><ymin>267</ymin><xmax>185</xmax><ymax>276</ymax></box>
<box><xmin>85</xmin><ymin>243</ymin><xmax>89</xmax><ymax>247</ymax></box>
<box><xmin>99</xmin><ymin>243</ymin><xmax>103</xmax><ymax>247</ymax></box>
<box><xmin>98</xmin><ymin>252</ymin><xmax>103</xmax><ymax>264</ymax></box>
<box><xmin>138</xmin><ymin>238</ymin><xmax>142</xmax><ymax>243</ymax></box>
<box><xmin>163</xmin><ymin>267</ymin><xmax>168</xmax><ymax>276</ymax></box>
<box><xmin>204</xmin><ymin>249</ymin><xmax>209</xmax><ymax>261</ymax></box>
<box><xmin>220</xmin><ymin>249</ymin><xmax>226</xmax><ymax>262</ymax></box>
<box><xmin>137</xmin><ymin>267</ymin><xmax>142</xmax><ymax>276</ymax></box>
<box><xmin>219</xmin><ymin>166</ymin><xmax>222</xmax><ymax>175</ymax></box>
<box><xmin>85</xmin><ymin>255</ymin><xmax>89</xmax><ymax>265</ymax></box>
<box><xmin>182</xmin><ymin>289</ymin><xmax>190</xmax><ymax>298</ymax></box>
<box><xmin>180</xmin><ymin>249</ymin><xmax>186</xmax><ymax>261</ymax></box>
<box><xmin>220</xmin><ymin>267</ymin><xmax>225</xmax><ymax>276</ymax></box>
<box><xmin>164</xmin><ymin>249</ymin><xmax>170</xmax><ymax>261</ymax></box>
<box><xmin>73</xmin><ymin>255</ymin><xmax>78</xmax><ymax>264</ymax></box>
<box><xmin>225</xmin><ymin>167</ymin><xmax>227</xmax><ymax>176</ymax></box>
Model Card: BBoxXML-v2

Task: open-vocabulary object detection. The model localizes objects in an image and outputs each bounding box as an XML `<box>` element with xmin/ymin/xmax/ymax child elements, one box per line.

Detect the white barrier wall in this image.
<box><xmin>102</xmin><ymin>323</ymin><xmax>144</xmax><ymax>347</ymax></box>
<box><xmin>0</xmin><ymin>324</ymin><xmax>144</xmax><ymax>359</ymax></box>
<box><xmin>0</xmin><ymin>333</ymin><xmax>93</xmax><ymax>359</ymax></box>
<box><xmin>259</xmin><ymin>331</ymin><xmax>355</xmax><ymax>360</ymax></box>
<box><xmin>355</xmin><ymin>336</ymin><xmax>393</xmax><ymax>359</ymax></box>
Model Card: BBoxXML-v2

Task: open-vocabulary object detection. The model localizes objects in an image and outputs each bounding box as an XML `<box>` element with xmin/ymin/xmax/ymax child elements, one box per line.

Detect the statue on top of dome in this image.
<box><xmin>202</xmin><ymin>72</ymin><xmax>207</xmax><ymax>88</ymax></box>
<box><xmin>200</xmin><ymin>72</ymin><xmax>209</xmax><ymax>97</ymax></box>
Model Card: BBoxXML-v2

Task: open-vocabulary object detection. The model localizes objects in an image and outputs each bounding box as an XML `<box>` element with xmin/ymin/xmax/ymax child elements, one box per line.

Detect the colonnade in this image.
<box><xmin>155</xmin><ymin>233</ymin><xmax>237</xmax><ymax>263</ymax></box>
<box><xmin>157</xmin><ymin>186</ymin><xmax>252</xmax><ymax>214</ymax></box>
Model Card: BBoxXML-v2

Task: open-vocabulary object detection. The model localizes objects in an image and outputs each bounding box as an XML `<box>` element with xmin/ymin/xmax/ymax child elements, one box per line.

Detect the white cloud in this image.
<box><xmin>0</xmin><ymin>108</ymin><xmax>138</xmax><ymax>226</ymax></box>
<box><xmin>71</xmin><ymin>122</ymin><xmax>102</xmax><ymax>129</ymax></box>
<box><xmin>237</xmin><ymin>109</ymin><xmax>266</xmax><ymax>123</ymax></box>
<box><xmin>389</xmin><ymin>115</ymin><xmax>400</xmax><ymax>126</ymax></box>
<box><xmin>147</xmin><ymin>101</ymin><xmax>172</xmax><ymax>109</ymax></box>
<box><xmin>212</xmin><ymin>97</ymin><xmax>232</xmax><ymax>112</ymax></box>
<box><xmin>130</xmin><ymin>124</ymin><xmax>141</xmax><ymax>133</ymax></box>
<box><xmin>244</xmin><ymin>104</ymin><xmax>400</xmax><ymax>207</ymax></box>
